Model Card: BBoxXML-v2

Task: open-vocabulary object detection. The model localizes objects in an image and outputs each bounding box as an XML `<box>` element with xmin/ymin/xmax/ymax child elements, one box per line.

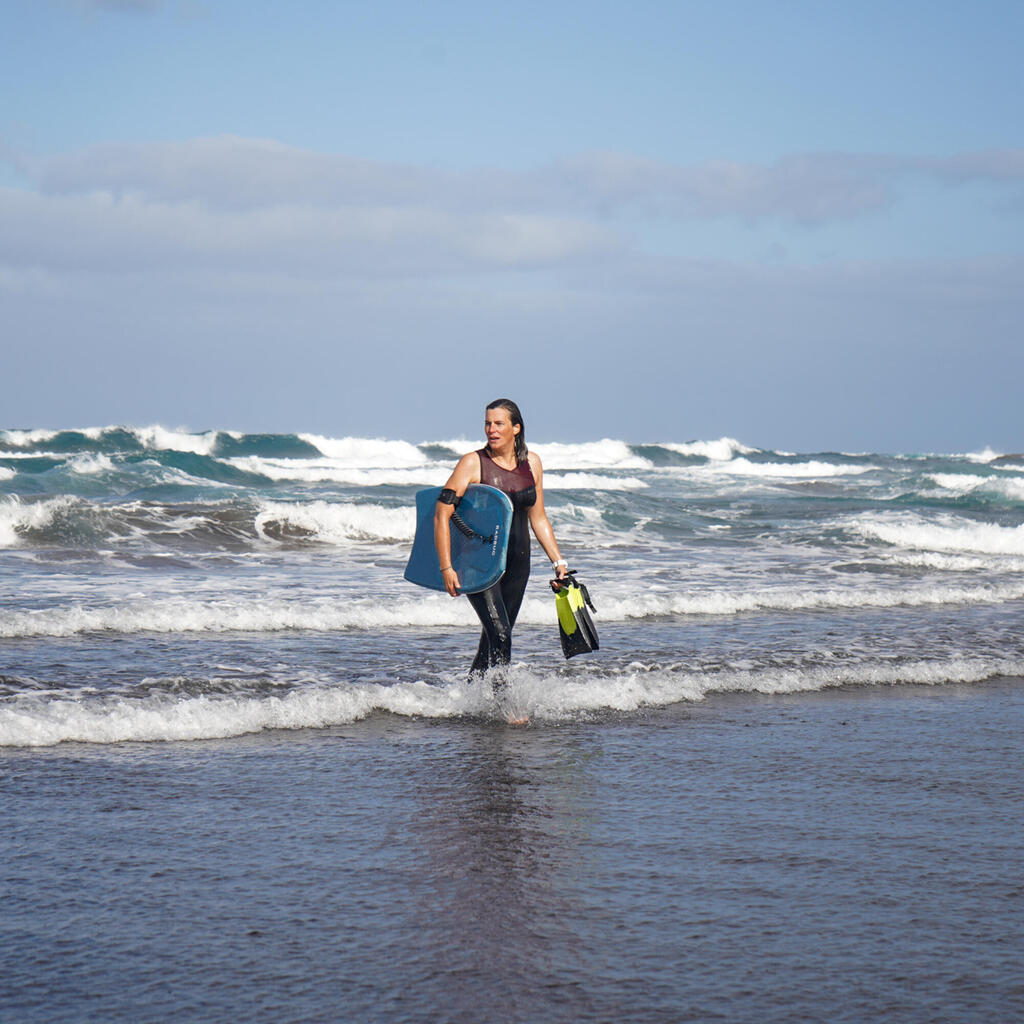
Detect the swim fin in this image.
<box><xmin>551</xmin><ymin>571</ymin><xmax>599</xmax><ymax>659</ymax></box>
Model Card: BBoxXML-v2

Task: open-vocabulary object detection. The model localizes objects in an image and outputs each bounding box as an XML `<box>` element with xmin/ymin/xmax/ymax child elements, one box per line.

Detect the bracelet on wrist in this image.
<box><xmin>440</xmin><ymin>565</ymin><xmax>452</xmax><ymax>572</ymax></box>
<box><xmin>552</xmin><ymin>559</ymin><xmax>568</xmax><ymax>569</ymax></box>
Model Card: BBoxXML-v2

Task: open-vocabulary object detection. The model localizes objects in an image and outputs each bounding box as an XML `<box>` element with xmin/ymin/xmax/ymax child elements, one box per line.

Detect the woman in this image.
<box><xmin>435</xmin><ymin>399</ymin><xmax>569</xmax><ymax>680</ymax></box>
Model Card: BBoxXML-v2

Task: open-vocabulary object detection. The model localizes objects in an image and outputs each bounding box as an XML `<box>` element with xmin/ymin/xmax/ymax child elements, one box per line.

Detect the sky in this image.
<box><xmin>1</xmin><ymin>0</ymin><xmax>1022</xmax><ymax>452</ymax></box>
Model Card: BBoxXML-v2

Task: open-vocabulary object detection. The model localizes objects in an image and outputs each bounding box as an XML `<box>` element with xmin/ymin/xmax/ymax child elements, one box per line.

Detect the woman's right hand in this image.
<box><xmin>441</xmin><ymin>566</ymin><xmax>461</xmax><ymax>597</ymax></box>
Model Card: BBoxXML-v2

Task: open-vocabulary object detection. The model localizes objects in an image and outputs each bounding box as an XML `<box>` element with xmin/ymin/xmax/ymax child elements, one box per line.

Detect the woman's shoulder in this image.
<box><xmin>454</xmin><ymin>450</ymin><xmax>483</xmax><ymax>479</ymax></box>
<box><xmin>526</xmin><ymin>450</ymin><xmax>543</xmax><ymax>474</ymax></box>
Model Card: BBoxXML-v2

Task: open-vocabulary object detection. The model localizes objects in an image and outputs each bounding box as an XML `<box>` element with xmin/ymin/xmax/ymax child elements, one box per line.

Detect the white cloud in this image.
<box><xmin>541</xmin><ymin>151</ymin><xmax>899</xmax><ymax>223</ymax></box>
<box><xmin>0</xmin><ymin>184</ymin><xmax>618</xmax><ymax>278</ymax></box>
<box><xmin>20</xmin><ymin>137</ymin><xmax>450</xmax><ymax>211</ymax></box>
<box><xmin>922</xmin><ymin>149</ymin><xmax>1024</xmax><ymax>183</ymax></box>
<box><xmin>15</xmin><ymin>137</ymin><xmax>1024</xmax><ymax>226</ymax></box>
<box><xmin>2</xmin><ymin>137</ymin><xmax>1021</xmax><ymax>288</ymax></box>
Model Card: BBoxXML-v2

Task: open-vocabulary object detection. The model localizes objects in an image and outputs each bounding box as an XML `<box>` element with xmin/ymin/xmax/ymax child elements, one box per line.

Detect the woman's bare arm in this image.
<box><xmin>526</xmin><ymin>452</ymin><xmax>567</xmax><ymax>577</ymax></box>
<box><xmin>434</xmin><ymin>452</ymin><xmax>481</xmax><ymax>596</ymax></box>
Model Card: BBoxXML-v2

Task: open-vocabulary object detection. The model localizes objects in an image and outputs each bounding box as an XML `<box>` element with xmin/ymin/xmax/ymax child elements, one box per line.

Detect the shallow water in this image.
<box><xmin>5</xmin><ymin>429</ymin><xmax>1024</xmax><ymax>747</ymax></box>
<box><xmin>3</xmin><ymin>427</ymin><xmax>1024</xmax><ymax>1020</ymax></box>
<box><xmin>4</xmin><ymin>680</ymin><xmax>1023</xmax><ymax>1023</ymax></box>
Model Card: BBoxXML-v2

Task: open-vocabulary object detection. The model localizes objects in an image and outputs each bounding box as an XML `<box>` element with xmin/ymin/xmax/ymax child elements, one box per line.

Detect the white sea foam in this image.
<box><xmin>236</xmin><ymin>452</ymin><xmax>643</xmax><ymax>488</ymax></box>
<box><xmin>0</xmin><ymin>428</ymin><xmax>62</xmax><ymax>447</ymax></box>
<box><xmin>1</xmin><ymin>425</ymin><xmax>237</xmax><ymax>454</ymax></box>
<box><xmin>710</xmin><ymin>458</ymin><xmax>873</xmax><ymax>479</ymax></box>
<box><xmin>925</xmin><ymin>473</ymin><xmax>1024</xmax><ymax>502</ymax></box>
<box><xmin>0</xmin><ymin>496</ymin><xmax>77</xmax><ymax>547</ymax></box>
<box><xmin>2</xmin><ymin>423</ymin><xmax>233</xmax><ymax>456</ymax></box>
<box><xmin>255</xmin><ymin>501</ymin><xmax>415</xmax><ymax>544</ymax></box>
<box><xmin>0</xmin><ymin>678</ymin><xmax>485</xmax><ymax>747</ymax></box>
<box><xmin>876</xmin><ymin>549</ymin><xmax>1024</xmax><ymax>573</ymax></box>
<box><xmin>136</xmin><ymin>426</ymin><xmax>221</xmax><ymax>455</ymax></box>
<box><xmin>514</xmin><ymin>657</ymin><xmax>1024</xmax><ymax>720</ymax></box>
<box><xmin>551</xmin><ymin>503</ymin><xmax>653</xmax><ymax>549</ymax></box>
<box><xmin>423</xmin><ymin>439</ymin><xmax>474</xmax><ymax>458</ymax></box>
<box><xmin>0</xmin><ymin>466</ymin><xmax>13</xmax><ymax>481</ymax></box>
<box><xmin>924</xmin><ymin>473</ymin><xmax>984</xmax><ymax>497</ymax></box>
<box><xmin>964</xmin><ymin>447</ymin><xmax>1003</xmax><ymax>464</ymax></box>
<box><xmin>423</xmin><ymin>439</ymin><xmax>651</xmax><ymax>470</ymax></box>
<box><xmin>0</xmin><ymin>593</ymin><xmax>481</xmax><ymax>637</ymax></box>
<box><xmin>68</xmin><ymin>453</ymin><xmax>116</xmax><ymax>475</ymax></box>
<box><xmin>0</xmin><ymin>451</ymin><xmax>66</xmax><ymax>459</ymax></box>
<box><xmin>6</xmin><ymin>574</ymin><xmax>1024</xmax><ymax>639</ymax></box>
<box><xmin>596</xmin><ymin>580</ymin><xmax>1024</xmax><ymax>621</ymax></box>
<box><xmin>3</xmin><ymin>654</ymin><xmax>1020</xmax><ymax>747</ymax></box>
<box><xmin>529</xmin><ymin>440</ymin><xmax>651</xmax><ymax>470</ymax></box>
<box><xmin>660</xmin><ymin>437</ymin><xmax>758</xmax><ymax>461</ymax></box>
<box><xmin>300</xmin><ymin>434</ymin><xmax>428</xmax><ymax>466</ymax></box>
<box><xmin>852</xmin><ymin>513</ymin><xmax>1024</xmax><ymax>556</ymax></box>
<box><xmin>228</xmin><ymin>456</ymin><xmax>449</xmax><ymax>487</ymax></box>
<box><xmin>543</xmin><ymin>472</ymin><xmax>648</xmax><ymax>491</ymax></box>
<box><xmin>0</xmin><ymin>426</ymin><xmax>112</xmax><ymax>448</ymax></box>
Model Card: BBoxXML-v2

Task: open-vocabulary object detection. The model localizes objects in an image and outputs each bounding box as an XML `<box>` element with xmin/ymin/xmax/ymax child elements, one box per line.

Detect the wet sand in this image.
<box><xmin>3</xmin><ymin>678</ymin><xmax>1023</xmax><ymax>1023</ymax></box>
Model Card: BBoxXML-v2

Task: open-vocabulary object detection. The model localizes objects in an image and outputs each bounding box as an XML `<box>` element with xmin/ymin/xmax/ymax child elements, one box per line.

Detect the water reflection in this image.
<box><xmin>407</xmin><ymin>724</ymin><xmax>600</xmax><ymax>1014</ymax></box>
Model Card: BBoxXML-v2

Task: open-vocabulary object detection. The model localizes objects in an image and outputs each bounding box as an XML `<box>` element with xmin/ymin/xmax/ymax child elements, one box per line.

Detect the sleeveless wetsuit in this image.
<box><xmin>466</xmin><ymin>447</ymin><xmax>536</xmax><ymax>675</ymax></box>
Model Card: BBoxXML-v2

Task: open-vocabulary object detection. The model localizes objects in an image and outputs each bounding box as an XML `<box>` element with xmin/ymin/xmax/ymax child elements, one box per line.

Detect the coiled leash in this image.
<box><xmin>440</xmin><ymin>488</ymin><xmax>495</xmax><ymax>544</ymax></box>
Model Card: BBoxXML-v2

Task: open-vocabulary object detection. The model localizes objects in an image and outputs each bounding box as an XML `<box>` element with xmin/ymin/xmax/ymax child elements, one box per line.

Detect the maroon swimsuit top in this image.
<box><xmin>477</xmin><ymin>448</ymin><xmax>537</xmax><ymax>509</ymax></box>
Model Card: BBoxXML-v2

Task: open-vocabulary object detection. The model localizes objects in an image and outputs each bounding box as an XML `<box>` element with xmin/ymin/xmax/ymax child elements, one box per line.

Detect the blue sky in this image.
<box><xmin>2</xmin><ymin>0</ymin><xmax>1022</xmax><ymax>451</ymax></box>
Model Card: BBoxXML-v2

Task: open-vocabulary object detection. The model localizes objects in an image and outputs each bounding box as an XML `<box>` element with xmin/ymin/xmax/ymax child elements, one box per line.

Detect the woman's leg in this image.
<box><xmin>467</xmin><ymin>584</ymin><xmax>512</xmax><ymax>674</ymax></box>
<box><xmin>465</xmin><ymin>555</ymin><xmax>531</xmax><ymax>676</ymax></box>
<box><xmin>500</xmin><ymin>562</ymin><xmax>529</xmax><ymax>631</ymax></box>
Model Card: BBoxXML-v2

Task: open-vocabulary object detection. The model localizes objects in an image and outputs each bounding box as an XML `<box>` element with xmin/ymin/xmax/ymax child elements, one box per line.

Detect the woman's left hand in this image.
<box><xmin>441</xmin><ymin>565</ymin><xmax>461</xmax><ymax>597</ymax></box>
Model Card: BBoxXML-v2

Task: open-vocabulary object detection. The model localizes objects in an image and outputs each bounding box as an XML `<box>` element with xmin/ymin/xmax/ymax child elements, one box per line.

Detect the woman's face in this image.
<box><xmin>484</xmin><ymin>407</ymin><xmax>520</xmax><ymax>450</ymax></box>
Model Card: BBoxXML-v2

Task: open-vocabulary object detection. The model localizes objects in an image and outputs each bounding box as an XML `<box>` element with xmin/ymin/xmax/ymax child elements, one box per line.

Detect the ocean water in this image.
<box><xmin>3</xmin><ymin>427</ymin><xmax>1024</xmax><ymax>1021</ymax></box>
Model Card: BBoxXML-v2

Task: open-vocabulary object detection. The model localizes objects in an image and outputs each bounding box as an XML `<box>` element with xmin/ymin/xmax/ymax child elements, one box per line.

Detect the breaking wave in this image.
<box><xmin>3</xmin><ymin>654</ymin><xmax>1020</xmax><ymax>747</ymax></box>
<box><xmin>851</xmin><ymin>513</ymin><xmax>1024</xmax><ymax>556</ymax></box>
<box><xmin>255</xmin><ymin>501</ymin><xmax>415</xmax><ymax>544</ymax></box>
<box><xmin>5</xmin><ymin>575</ymin><xmax>1024</xmax><ymax>639</ymax></box>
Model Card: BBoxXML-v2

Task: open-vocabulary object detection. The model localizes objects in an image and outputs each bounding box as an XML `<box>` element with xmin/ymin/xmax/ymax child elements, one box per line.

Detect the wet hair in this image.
<box><xmin>486</xmin><ymin>398</ymin><xmax>528</xmax><ymax>463</ymax></box>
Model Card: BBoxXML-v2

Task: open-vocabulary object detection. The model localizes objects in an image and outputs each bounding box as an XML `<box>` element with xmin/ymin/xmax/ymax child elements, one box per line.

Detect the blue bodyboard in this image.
<box><xmin>404</xmin><ymin>484</ymin><xmax>513</xmax><ymax>594</ymax></box>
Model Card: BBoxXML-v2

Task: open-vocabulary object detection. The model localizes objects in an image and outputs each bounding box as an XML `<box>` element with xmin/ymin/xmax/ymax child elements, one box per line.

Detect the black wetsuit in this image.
<box><xmin>466</xmin><ymin>447</ymin><xmax>536</xmax><ymax>675</ymax></box>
